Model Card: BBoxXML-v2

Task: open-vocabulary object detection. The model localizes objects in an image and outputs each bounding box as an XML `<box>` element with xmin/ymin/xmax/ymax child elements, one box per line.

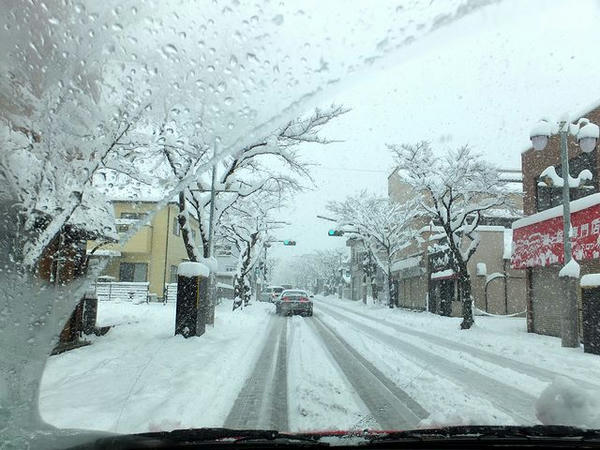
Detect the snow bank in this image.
<box><xmin>581</xmin><ymin>274</ymin><xmax>600</xmax><ymax>288</ymax></box>
<box><xmin>578</xmin><ymin>123</ymin><xmax>600</xmax><ymax>140</ymax></box>
<box><xmin>529</xmin><ymin>120</ymin><xmax>552</xmax><ymax>139</ymax></box>
<box><xmin>40</xmin><ymin>301</ymin><xmax>274</xmax><ymax>433</ymax></box>
<box><xmin>558</xmin><ymin>259</ymin><xmax>580</xmax><ymax>278</ymax></box>
<box><xmin>535</xmin><ymin>376</ymin><xmax>600</xmax><ymax>428</ymax></box>
<box><xmin>177</xmin><ymin>261</ymin><xmax>210</xmax><ymax>278</ymax></box>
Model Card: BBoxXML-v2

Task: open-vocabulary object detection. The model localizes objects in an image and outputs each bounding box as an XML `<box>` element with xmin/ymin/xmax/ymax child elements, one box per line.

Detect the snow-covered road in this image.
<box><xmin>40</xmin><ymin>295</ymin><xmax>600</xmax><ymax>433</ymax></box>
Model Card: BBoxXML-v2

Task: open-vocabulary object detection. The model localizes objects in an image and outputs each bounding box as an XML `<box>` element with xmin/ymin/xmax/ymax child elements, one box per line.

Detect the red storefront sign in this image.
<box><xmin>512</xmin><ymin>194</ymin><xmax>600</xmax><ymax>269</ymax></box>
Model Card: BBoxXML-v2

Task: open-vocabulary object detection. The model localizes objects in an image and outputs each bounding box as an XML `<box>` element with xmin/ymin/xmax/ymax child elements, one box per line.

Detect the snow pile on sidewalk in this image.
<box><xmin>40</xmin><ymin>300</ymin><xmax>274</xmax><ymax>434</ymax></box>
<box><xmin>535</xmin><ymin>376</ymin><xmax>600</xmax><ymax>428</ymax></box>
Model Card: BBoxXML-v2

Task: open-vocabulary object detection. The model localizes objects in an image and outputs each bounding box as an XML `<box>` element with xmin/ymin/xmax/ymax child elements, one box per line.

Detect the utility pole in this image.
<box><xmin>206</xmin><ymin>143</ymin><xmax>218</xmax><ymax>325</ymax></box>
<box><xmin>558</xmin><ymin>122</ymin><xmax>577</xmax><ymax>347</ymax></box>
<box><xmin>530</xmin><ymin>116</ymin><xmax>599</xmax><ymax>348</ymax></box>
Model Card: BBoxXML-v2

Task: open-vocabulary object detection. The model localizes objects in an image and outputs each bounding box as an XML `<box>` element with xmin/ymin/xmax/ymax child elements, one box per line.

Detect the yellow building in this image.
<box><xmin>88</xmin><ymin>201</ymin><xmax>200</xmax><ymax>300</ymax></box>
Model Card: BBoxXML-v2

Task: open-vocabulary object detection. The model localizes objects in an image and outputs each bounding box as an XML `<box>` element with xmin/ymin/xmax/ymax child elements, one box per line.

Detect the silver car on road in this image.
<box><xmin>275</xmin><ymin>289</ymin><xmax>313</xmax><ymax>317</ymax></box>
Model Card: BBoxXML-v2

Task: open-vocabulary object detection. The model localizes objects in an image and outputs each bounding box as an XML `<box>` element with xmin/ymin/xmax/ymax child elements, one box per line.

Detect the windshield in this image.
<box><xmin>3</xmin><ymin>0</ymin><xmax>600</xmax><ymax>448</ymax></box>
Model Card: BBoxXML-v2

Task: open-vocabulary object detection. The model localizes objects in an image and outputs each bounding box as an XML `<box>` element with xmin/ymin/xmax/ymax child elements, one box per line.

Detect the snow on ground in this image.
<box><xmin>40</xmin><ymin>300</ymin><xmax>273</xmax><ymax>434</ymax></box>
<box><xmin>314</xmin><ymin>306</ymin><xmax>519</xmax><ymax>427</ymax></box>
<box><xmin>536</xmin><ymin>377</ymin><xmax>600</xmax><ymax>428</ymax></box>
<box><xmin>316</xmin><ymin>295</ymin><xmax>600</xmax><ymax>385</ymax></box>
<box><xmin>286</xmin><ymin>315</ymin><xmax>372</xmax><ymax>432</ymax></box>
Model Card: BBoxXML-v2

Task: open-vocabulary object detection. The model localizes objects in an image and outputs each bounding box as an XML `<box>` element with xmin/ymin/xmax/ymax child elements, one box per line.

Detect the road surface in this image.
<box><xmin>223</xmin><ymin>296</ymin><xmax>587</xmax><ymax>430</ymax></box>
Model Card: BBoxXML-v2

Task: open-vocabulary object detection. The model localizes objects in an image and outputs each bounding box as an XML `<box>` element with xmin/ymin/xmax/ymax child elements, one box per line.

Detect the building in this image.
<box><xmin>388</xmin><ymin>168</ymin><xmax>526</xmax><ymax>316</ymax></box>
<box><xmin>513</xmin><ymin>107</ymin><xmax>600</xmax><ymax>337</ymax></box>
<box><xmin>89</xmin><ymin>198</ymin><xmax>239</xmax><ymax>301</ymax></box>
<box><xmin>88</xmin><ymin>200</ymin><xmax>201</xmax><ymax>300</ymax></box>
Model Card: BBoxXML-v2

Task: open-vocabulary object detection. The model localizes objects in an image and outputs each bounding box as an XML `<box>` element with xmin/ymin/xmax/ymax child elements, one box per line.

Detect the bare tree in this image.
<box><xmin>327</xmin><ymin>191</ymin><xmax>420</xmax><ymax>307</ymax></box>
<box><xmin>219</xmin><ymin>197</ymin><xmax>279</xmax><ymax>310</ymax></box>
<box><xmin>389</xmin><ymin>141</ymin><xmax>509</xmax><ymax>329</ymax></box>
<box><xmin>157</xmin><ymin>105</ymin><xmax>348</xmax><ymax>264</ymax></box>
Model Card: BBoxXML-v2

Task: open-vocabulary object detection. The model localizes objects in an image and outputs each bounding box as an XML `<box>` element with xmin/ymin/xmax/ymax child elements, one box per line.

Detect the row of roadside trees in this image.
<box><xmin>325</xmin><ymin>142</ymin><xmax>510</xmax><ymax>330</ymax></box>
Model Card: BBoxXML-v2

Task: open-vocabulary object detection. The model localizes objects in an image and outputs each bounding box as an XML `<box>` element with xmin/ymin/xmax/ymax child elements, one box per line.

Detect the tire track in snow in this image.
<box><xmin>318</xmin><ymin>300</ymin><xmax>600</xmax><ymax>390</ymax></box>
<box><xmin>224</xmin><ymin>316</ymin><xmax>288</xmax><ymax>430</ymax></box>
<box><xmin>316</xmin><ymin>303</ymin><xmax>538</xmax><ymax>425</ymax></box>
<box><xmin>309</xmin><ymin>314</ymin><xmax>428</xmax><ymax>430</ymax></box>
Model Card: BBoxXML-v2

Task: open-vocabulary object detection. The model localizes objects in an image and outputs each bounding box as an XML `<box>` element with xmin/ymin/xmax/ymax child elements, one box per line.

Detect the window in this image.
<box><xmin>536</xmin><ymin>152</ymin><xmax>598</xmax><ymax>212</ymax></box>
<box><xmin>120</xmin><ymin>212</ymin><xmax>143</xmax><ymax>220</ymax></box>
<box><xmin>173</xmin><ymin>218</ymin><xmax>180</xmax><ymax>236</ymax></box>
<box><xmin>119</xmin><ymin>263</ymin><xmax>148</xmax><ymax>282</ymax></box>
<box><xmin>216</xmin><ymin>244</ymin><xmax>233</xmax><ymax>257</ymax></box>
<box><xmin>169</xmin><ymin>265</ymin><xmax>178</xmax><ymax>283</ymax></box>
<box><xmin>116</xmin><ymin>223</ymin><xmax>129</xmax><ymax>233</ymax></box>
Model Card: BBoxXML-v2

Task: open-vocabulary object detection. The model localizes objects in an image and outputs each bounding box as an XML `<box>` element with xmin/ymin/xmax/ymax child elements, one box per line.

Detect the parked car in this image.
<box><xmin>275</xmin><ymin>289</ymin><xmax>313</xmax><ymax>317</ymax></box>
<box><xmin>260</xmin><ymin>285</ymin><xmax>284</xmax><ymax>302</ymax></box>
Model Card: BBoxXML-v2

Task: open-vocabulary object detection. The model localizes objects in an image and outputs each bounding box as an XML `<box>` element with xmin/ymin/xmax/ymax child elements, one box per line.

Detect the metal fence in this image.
<box><xmin>95</xmin><ymin>281</ymin><xmax>150</xmax><ymax>303</ymax></box>
<box><xmin>164</xmin><ymin>282</ymin><xmax>235</xmax><ymax>303</ymax></box>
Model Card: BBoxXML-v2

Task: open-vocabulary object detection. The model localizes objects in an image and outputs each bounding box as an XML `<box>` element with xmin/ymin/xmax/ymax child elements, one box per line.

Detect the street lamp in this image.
<box><xmin>529</xmin><ymin>116</ymin><xmax>599</xmax><ymax>348</ymax></box>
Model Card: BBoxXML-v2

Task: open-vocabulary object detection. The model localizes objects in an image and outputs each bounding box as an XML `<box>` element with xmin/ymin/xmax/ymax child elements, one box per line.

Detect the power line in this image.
<box><xmin>312</xmin><ymin>166</ymin><xmax>388</xmax><ymax>173</ymax></box>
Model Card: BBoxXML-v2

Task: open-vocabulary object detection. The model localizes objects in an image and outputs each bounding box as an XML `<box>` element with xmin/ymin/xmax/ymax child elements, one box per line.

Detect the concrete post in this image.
<box><xmin>561</xmin><ymin>276</ymin><xmax>580</xmax><ymax>348</ymax></box>
<box><xmin>175</xmin><ymin>262</ymin><xmax>209</xmax><ymax>338</ymax></box>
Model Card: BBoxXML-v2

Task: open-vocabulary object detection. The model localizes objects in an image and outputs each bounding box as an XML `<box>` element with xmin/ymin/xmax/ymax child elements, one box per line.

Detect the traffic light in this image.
<box><xmin>283</xmin><ymin>240</ymin><xmax>296</xmax><ymax>246</ymax></box>
<box><xmin>328</xmin><ymin>229</ymin><xmax>345</xmax><ymax>237</ymax></box>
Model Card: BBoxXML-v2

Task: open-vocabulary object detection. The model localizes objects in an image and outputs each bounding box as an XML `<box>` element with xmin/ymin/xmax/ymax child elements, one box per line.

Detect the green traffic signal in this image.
<box><xmin>283</xmin><ymin>240</ymin><xmax>296</xmax><ymax>246</ymax></box>
<box><xmin>328</xmin><ymin>229</ymin><xmax>344</xmax><ymax>237</ymax></box>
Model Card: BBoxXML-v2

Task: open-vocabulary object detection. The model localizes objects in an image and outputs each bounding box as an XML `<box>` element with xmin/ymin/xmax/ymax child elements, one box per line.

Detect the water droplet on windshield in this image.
<box><xmin>161</xmin><ymin>44</ymin><xmax>178</xmax><ymax>57</ymax></box>
<box><xmin>272</xmin><ymin>14</ymin><xmax>284</xmax><ymax>25</ymax></box>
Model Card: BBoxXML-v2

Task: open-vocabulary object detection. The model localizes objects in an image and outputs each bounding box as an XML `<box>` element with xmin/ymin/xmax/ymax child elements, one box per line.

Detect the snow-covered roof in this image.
<box><xmin>431</xmin><ymin>269</ymin><xmax>455</xmax><ymax>280</ymax></box>
<box><xmin>94</xmin><ymin>171</ymin><xmax>171</xmax><ymax>203</ymax></box>
<box><xmin>86</xmin><ymin>249</ymin><xmax>121</xmax><ymax>257</ymax></box>
<box><xmin>69</xmin><ymin>188</ymin><xmax>117</xmax><ymax>241</ymax></box>
<box><xmin>513</xmin><ymin>193</ymin><xmax>600</xmax><ymax>230</ymax></box>
<box><xmin>391</xmin><ymin>256</ymin><xmax>422</xmax><ymax>272</ymax></box>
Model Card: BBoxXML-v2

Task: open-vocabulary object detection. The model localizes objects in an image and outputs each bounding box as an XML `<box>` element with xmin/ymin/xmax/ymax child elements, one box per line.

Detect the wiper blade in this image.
<box><xmin>72</xmin><ymin>426</ymin><xmax>600</xmax><ymax>449</ymax></box>
<box><xmin>367</xmin><ymin>425</ymin><xmax>600</xmax><ymax>444</ymax></box>
<box><xmin>73</xmin><ymin>428</ymin><xmax>328</xmax><ymax>449</ymax></box>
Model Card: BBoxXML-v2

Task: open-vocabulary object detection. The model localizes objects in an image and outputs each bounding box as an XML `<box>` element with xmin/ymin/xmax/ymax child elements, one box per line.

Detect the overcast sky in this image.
<box><xmin>268</xmin><ymin>0</ymin><xmax>600</xmax><ymax>261</ymax></box>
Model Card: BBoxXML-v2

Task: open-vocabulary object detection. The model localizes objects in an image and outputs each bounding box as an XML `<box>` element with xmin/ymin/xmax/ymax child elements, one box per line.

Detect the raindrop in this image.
<box><xmin>162</xmin><ymin>44</ymin><xmax>178</xmax><ymax>56</ymax></box>
<box><xmin>224</xmin><ymin>97</ymin><xmax>233</xmax><ymax>106</ymax></box>
<box><xmin>112</xmin><ymin>23</ymin><xmax>123</xmax><ymax>32</ymax></box>
<box><xmin>272</xmin><ymin>14</ymin><xmax>283</xmax><ymax>25</ymax></box>
<box><xmin>48</xmin><ymin>17</ymin><xmax>60</xmax><ymax>25</ymax></box>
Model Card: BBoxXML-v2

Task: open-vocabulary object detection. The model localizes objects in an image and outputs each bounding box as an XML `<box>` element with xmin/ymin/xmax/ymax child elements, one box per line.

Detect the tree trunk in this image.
<box><xmin>178</xmin><ymin>191</ymin><xmax>198</xmax><ymax>262</ymax></box>
<box><xmin>371</xmin><ymin>278</ymin><xmax>378</xmax><ymax>302</ymax></box>
<box><xmin>387</xmin><ymin>270</ymin><xmax>394</xmax><ymax>308</ymax></box>
<box><xmin>233</xmin><ymin>235</ymin><xmax>257</xmax><ymax>311</ymax></box>
<box><xmin>458</xmin><ymin>267</ymin><xmax>474</xmax><ymax>329</ymax></box>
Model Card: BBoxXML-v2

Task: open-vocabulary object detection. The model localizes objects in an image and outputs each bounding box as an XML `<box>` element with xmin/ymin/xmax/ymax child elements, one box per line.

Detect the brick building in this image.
<box><xmin>513</xmin><ymin>107</ymin><xmax>600</xmax><ymax>337</ymax></box>
<box><xmin>388</xmin><ymin>168</ymin><xmax>526</xmax><ymax>316</ymax></box>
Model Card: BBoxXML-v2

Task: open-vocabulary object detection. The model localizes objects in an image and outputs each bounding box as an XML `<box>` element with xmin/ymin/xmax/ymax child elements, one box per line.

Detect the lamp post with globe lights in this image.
<box><xmin>529</xmin><ymin>116</ymin><xmax>599</xmax><ymax>347</ymax></box>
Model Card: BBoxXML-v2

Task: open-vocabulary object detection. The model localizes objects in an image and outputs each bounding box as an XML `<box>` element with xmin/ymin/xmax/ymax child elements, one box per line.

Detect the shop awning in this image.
<box><xmin>511</xmin><ymin>193</ymin><xmax>600</xmax><ymax>269</ymax></box>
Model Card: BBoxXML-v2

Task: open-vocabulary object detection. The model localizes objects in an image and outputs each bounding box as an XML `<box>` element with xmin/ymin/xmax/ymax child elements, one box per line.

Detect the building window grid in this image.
<box><xmin>119</xmin><ymin>262</ymin><xmax>148</xmax><ymax>282</ymax></box>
